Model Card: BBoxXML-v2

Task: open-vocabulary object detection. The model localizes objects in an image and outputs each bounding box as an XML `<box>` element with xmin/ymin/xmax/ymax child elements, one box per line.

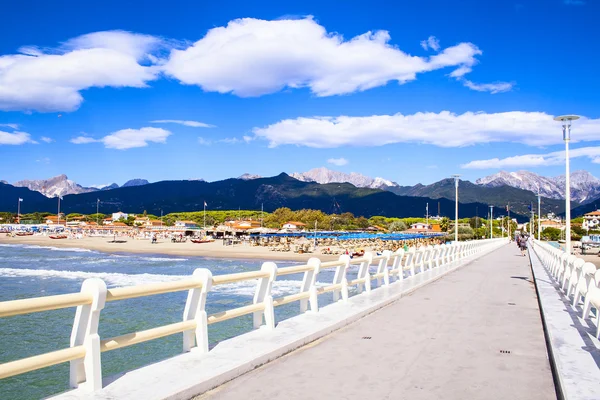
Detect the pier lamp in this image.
<box><xmin>452</xmin><ymin>175</ymin><xmax>460</xmax><ymax>242</ymax></box>
<box><xmin>489</xmin><ymin>206</ymin><xmax>494</xmax><ymax>239</ymax></box>
<box><xmin>554</xmin><ymin>115</ymin><xmax>580</xmax><ymax>255</ymax></box>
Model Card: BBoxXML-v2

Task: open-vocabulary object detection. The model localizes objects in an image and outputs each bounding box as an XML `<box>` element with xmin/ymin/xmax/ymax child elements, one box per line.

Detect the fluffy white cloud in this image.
<box><xmin>420</xmin><ymin>36</ymin><xmax>440</xmax><ymax>51</ymax></box>
<box><xmin>462</xmin><ymin>79</ymin><xmax>514</xmax><ymax>94</ymax></box>
<box><xmin>164</xmin><ymin>17</ymin><xmax>507</xmax><ymax>97</ymax></box>
<box><xmin>40</xmin><ymin>136</ymin><xmax>54</xmax><ymax>143</ymax></box>
<box><xmin>151</xmin><ymin>120</ymin><xmax>215</xmax><ymax>128</ymax></box>
<box><xmin>70</xmin><ymin>136</ymin><xmax>98</xmax><ymax>144</ymax></box>
<box><xmin>253</xmin><ymin>111</ymin><xmax>600</xmax><ymax>148</ymax></box>
<box><xmin>327</xmin><ymin>157</ymin><xmax>349</xmax><ymax>166</ymax></box>
<box><xmin>70</xmin><ymin>127</ymin><xmax>170</xmax><ymax>149</ymax></box>
<box><xmin>0</xmin><ymin>130</ymin><xmax>33</xmax><ymax>145</ymax></box>
<box><xmin>462</xmin><ymin>146</ymin><xmax>600</xmax><ymax>169</ymax></box>
<box><xmin>197</xmin><ymin>137</ymin><xmax>212</xmax><ymax>145</ymax></box>
<box><xmin>0</xmin><ymin>31</ymin><xmax>163</xmax><ymax>112</ymax></box>
<box><xmin>0</xmin><ymin>123</ymin><xmax>18</xmax><ymax>129</ymax></box>
<box><xmin>102</xmin><ymin>127</ymin><xmax>171</xmax><ymax>150</ymax></box>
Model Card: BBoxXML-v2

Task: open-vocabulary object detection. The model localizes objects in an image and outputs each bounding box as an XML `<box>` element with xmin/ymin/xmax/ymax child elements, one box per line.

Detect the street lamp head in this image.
<box><xmin>554</xmin><ymin>115</ymin><xmax>580</xmax><ymax>141</ymax></box>
<box><xmin>451</xmin><ymin>174</ymin><xmax>460</xmax><ymax>187</ymax></box>
<box><xmin>553</xmin><ymin>115</ymin><xmax>580</xmax><ymax>123</ymax></box>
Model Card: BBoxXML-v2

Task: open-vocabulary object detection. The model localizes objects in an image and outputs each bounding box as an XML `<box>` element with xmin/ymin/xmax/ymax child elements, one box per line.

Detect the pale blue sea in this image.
<box><xmin>0</xmin><ymin>244</ymin><xmax>349</xmax><ymax>399</ymax></box>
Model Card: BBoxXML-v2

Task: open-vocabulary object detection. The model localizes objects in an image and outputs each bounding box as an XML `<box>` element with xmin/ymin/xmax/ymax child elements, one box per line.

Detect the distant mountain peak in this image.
<box><xmin>122</xmin><ymin>179</ymin><xmax>149</xmax><ymax>188</ymax></box>
<box><xmin>290</xmin><ymin>167</ymin><xmax>399</xmax><ymax>190</ymax></box>
<box><xmin>239</xmin><ymin>173</ymin><xmax>261</xmax><ymax>180</ymax></box>
<box><xmin>476</xmin><ymin>170</ymin><xmax>600</xmax><ymax>204</ymax></box>
<box><xmin>13</xmin><ymin>174</ymin><xmax>96</xmax><ymax>198</ymax></box>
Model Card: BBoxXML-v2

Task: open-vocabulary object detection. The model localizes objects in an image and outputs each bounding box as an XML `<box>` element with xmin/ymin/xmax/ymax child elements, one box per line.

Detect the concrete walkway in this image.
<box><xmin>199</xmin><ymin>245</ymin><xmax>556</xmax><ymax>400</ymax></box>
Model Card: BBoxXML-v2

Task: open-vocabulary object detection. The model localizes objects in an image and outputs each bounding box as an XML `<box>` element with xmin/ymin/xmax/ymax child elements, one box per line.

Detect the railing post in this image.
<box><xmin>300</xmin><ymin>258</ymin><xmax>320</xmax><ymax>313</ymax></box>
<box><xmin>377</xmin><ymin>251</ymin><xmax>392</xmax><ymax>286</ymax></box>
<box><xmin>252</xmin><ymin>262</ymin><xmax>278</xmax><ymax>329</ymax></box>
<box><xmin>391</xmin><ymin>248</ymin><xmax>405</xmax><ymax>281</ymax></box>
<box><xmin>69</xmin><ymin>278</ymin><xmax>107</xmax><ymax>391</ymax></box>
<box><xmin>182</xmin><ymin>268</ymin><xmax>213</xmax><ymax>353</ymax></box>
<box><xmin>405</xmin><ymin>247</ymin><xmax>416</xmax><ymax>276</ymax></box>
<box><xmin>426</xmin><ymin>245</ymin><xmax>434</xmax><ymax>270</ymax></box>
<box><xmin>357</xmin><ymin>252</ymin><xmax>373</xmax><ymax>293</ymax></box>
<box><xmin>333</xmin><ymin>255</ymin><xmax>350</xmax><ymax>302</ymax></box>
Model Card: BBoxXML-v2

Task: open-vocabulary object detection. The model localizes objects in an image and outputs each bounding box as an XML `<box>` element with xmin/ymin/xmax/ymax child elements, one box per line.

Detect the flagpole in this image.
<box><xmin>17</xmin><ymin>198</ymin><xmax>21</xmax><ymax>223</ymax></box>
<box><xmin>203</xmin><ymin>201</ymin><xmax>206</xmax><ymax>231</ymax></box>
<box><xmin>96</xmin><ymin>199</ymin><xmax>100</xmax><ymax>226</ymax></box>
<box><xmin>57</xmin><ymin>196</ymin><xmax>61</xmax><ymax>226</ymax></box>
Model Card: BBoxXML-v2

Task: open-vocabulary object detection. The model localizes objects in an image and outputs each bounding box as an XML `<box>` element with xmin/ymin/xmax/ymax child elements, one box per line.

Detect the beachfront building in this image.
<box><xmin>583</xmin><ymin>210</ymin><xmax>600</xmax><ymax>230</ymax></box>
<box><xmin>282</xmin><ymin>221</ymin><xmax>307</xmax><ymax>230</ymax></box>
<box><xmin>45</xmin><ymin>216</ymin><xmax>64</xmax><ymax>225</ymax></box>
<box><xmin>103</xmin><ymin>218</ymin><xmax>113</xmax><ymax>226</ymax></box>
<box><xmin>175</xmin><ymin>220</ymin><xmax>199</xmax><ymax>229</ymax></box>
<box><xmin>225</xmin><ymin>220</ymin><xmax>261</xmax><ymax>231</ymax></box>
<box><xmin>112</xmin><ymin>212</ymin><xmax>128</xmax><ymax>221</ymax></box>
<box><xmin>403</xmin><ymin>223</ymin><xmax>442</xmax><ymax>234</ymax></box>
<box><xmin>134</xmin><ymin>217</ymin><xmax>150</xmax><ymax>226</ymax></box>
<box><xmin>540</xmin><ymin>220</ymin><xmax>565</xmax><ymax>232</ymax></box>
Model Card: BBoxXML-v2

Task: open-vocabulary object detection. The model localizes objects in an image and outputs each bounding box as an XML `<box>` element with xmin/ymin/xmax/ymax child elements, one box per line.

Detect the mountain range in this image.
<box><xmin>0</xmin><ymin>174</ymin><xmax>503</xmax><ymax>221</ymax></box>
<box><xmin>3</xmin><ymin>169</ymin><xmax>599</xmax><ymax>221</ymax></box>
<box><xmin>476</xmin><ymin>170</ymin><xmax>600</xmax><ymax>204</ymax></box>
<box><xmin>9</xmin><ymin>175</ymin><xmax>149</xmax><ymax>198</ymax></box>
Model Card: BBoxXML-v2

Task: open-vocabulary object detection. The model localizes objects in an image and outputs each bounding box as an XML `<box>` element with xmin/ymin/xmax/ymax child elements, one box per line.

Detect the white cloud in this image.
<box><xmin>252</xmin><ymin>111</ymin><xmax>600</xmax><ymax>148</ymax></box>
<box><xmin>40</xmin><ymin>136</ymin><xmax>54</xmax><ymax>143</ymax></box>
<box><xmin>36</xmin><ymin>157</ymin><xmax>50</xmax><ymax>164</ymax></box>
<box><xmin>0</xmin><ymin>130</ymin><xmax>33</xmax><ymax>145</ymax></box>
<box><xmin>197</xmin><ymin>137</ymin><xmax>212</xmax><ymax>145</ymax></box>
<box><xmin>462</xmin><ymin>79</ymin><xmax>514</xmax><ymax>94</ymax></box>
<box><xmin>0</xmin><ymin>123</ymin><xmax>18</xmax><ymax>129</ymax></box>
<box><xmin>0</xmin><ymin>31</ymin><xmax>164</xmax><ymax>112</ymax></box>
<box><xmin>101</xmin><ymin>127</ymin><xmax>171</xmax><ymax>150</ymax></box>
<box><xmin>163</xmin><ymin>17</ymin><xmax>507</xmax><ymax>97</ymax></box>
<box><xmin>327</xmin><ymin>157</ymin><xmax>349</xmax><ymax>166</ymax></box>
<box><xmin>151</xmin><ymin>119</ymin><xmax>215</xmax><ymax>128</ymax></box>
<box><xmin>420</xmin><ymin>36</ymin><xmax>440</xmax><ymax>51</ymax></box>
<box><xmin>70</xmin><ymin>136</ymin><xmax>98</xmax><ymax>144</ymax></box>
<box><xmin>462</xmin><ymin>146</ymin><xmax>600</xmax><ymax>169</ymax></box>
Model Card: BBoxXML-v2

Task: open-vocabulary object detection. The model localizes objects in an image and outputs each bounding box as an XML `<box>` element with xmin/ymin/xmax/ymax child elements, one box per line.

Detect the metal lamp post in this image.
<box><xmin>554</xmin><ymin>115</ymin><xmax>580</xmax><ymax>255</ymax></box>
<box><xmin>489</xmin><ymin>205</ymin><xmax>494</xmax><ymax>239</ymax></box>
<box><xmin>537</xmin><ymin>189</ymin><xmax>541</xmax><ymax>241</ymax></box>
<box><xmin>452</xmin><ymin>175</ymin><xmax>460</xmax><ymax>242</ymax></box>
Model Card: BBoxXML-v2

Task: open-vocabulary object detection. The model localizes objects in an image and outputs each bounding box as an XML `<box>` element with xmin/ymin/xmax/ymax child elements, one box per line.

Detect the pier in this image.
<box><xmin>1</xmin><ymin>238</ymin><xmax>599</xmax><ymax>399</ymax></box>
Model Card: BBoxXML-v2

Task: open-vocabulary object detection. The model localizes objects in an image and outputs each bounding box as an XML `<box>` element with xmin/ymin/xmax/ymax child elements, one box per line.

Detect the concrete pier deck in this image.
<box><xmin>200</xmin><ymin>245</ymin><xmax>556</xmax><ymax>400</ymax></box>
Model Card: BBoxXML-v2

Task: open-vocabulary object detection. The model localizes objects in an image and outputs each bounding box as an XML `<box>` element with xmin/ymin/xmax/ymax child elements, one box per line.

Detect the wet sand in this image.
<box><xmin>0</xmin><ymin>235</ymin><xmax>339</xmax><ymax>262</ymax></box>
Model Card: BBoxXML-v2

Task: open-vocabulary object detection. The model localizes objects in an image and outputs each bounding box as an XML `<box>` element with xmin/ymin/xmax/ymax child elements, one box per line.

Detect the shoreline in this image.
<box><xmin>0</xmin><ymin>235</ymin><xmax>340</xmax><ymax>262</ymax></box>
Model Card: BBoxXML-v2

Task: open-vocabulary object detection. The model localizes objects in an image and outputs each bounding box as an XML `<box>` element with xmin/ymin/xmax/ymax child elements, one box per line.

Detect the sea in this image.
<box><xmin>0</xmin><ymin>244</ymin><xmax>345</xmax><ymax>399</ymax></box>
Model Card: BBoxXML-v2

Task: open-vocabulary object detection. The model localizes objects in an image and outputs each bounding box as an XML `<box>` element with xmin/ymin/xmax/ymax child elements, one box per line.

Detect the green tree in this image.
<box><xmin>388</xmin><ymin>220</ymin><xmax>407</xmax><ymax>232</ymax></box>
<box><xmin>440</xmin><ymin>217</ymin><xmax>450</xmax><ymax>232</ymax></box>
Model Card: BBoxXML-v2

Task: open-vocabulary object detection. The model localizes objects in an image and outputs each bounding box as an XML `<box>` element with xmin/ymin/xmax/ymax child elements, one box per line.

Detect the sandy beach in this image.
<box><xmin>0</xmin><ymin>235</ymin><xmax>340</xmax><ymax>262</ymax></box>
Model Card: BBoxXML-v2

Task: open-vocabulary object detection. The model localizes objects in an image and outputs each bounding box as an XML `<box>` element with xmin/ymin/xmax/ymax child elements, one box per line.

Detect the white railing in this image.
<box><xmin>0</xmin><ymin>238</ymin><xmax>504</xmax><ymax>392</ymax></box>
<box><xmin>531</xmin><ymin>240</ymin><xmax>600</xmax><ymax>339</ymax></box>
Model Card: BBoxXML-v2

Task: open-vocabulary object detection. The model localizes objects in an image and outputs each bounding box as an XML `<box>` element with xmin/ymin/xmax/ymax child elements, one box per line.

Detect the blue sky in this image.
<box><xmin>1</xmin><ymin>0</ymin><xmax>599</xmax><ymax>187</ymax></box>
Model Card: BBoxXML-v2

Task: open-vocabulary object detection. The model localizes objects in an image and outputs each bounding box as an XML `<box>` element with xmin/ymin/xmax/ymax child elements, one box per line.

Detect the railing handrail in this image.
<box><xmin>0</xmin><ymin>238</ymin><xmax>505</xmax><ymax>393</ymax></box>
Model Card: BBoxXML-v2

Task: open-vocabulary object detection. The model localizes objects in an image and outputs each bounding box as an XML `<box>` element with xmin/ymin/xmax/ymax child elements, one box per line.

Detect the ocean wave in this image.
<box><xmin>0</xmin><ymin>268</ymin><xmax>185</xmax><ymax>287</ymax></box>
<box><xmin>2</xmin><ymin>244</ymin><xmax>95</xmax><ymax>253</ymax></box>
<box><xmin>139</xmin><ymin>257</ymin><xmax>189</xmax><ymax>262</ymax></box>
<box><xmin>0</xmin><ymin>268</ymin><xmax>315</xmax><ymax>297</ymax></box>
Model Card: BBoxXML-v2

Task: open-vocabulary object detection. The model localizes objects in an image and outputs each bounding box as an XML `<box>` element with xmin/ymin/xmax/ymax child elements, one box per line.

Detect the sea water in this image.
<box><xmin>0</xmin><ymin>244</ymin><xmax>346</xmax><ymax>399</ymax></box>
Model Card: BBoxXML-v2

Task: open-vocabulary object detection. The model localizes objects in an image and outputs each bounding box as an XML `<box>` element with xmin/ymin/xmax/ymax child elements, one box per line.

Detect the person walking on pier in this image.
<box><xmin>518</xmin><ymin>235</ymin><xmax>527</xmax><ymax>256</ymax></box>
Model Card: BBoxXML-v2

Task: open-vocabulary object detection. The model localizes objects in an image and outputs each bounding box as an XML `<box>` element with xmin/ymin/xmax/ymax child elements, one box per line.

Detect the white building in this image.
<box><xmin>175</xmin><ymin>220</ymin><xmax>199</xmax><ymax>229</ymax></box>
<box><xmin>583</xmin><ymin>210</ymin><xmax>600</xmax><ymax>230</ymax></box>
<box><xmin>282</xmin><ymin>221</ymin><xmax>307</xmax><ymax>230</ymax></box>
<box><xmin>112</xmin><ymin>212</ymin><xmax>128</xmax><ymax>221</ymax></box>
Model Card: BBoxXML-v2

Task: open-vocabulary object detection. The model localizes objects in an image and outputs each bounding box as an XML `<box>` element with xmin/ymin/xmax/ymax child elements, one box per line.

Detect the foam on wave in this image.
<box><xmin>0</xmin><ymin>268</ymin><xmax>315</xmax><ymax>297</ymax></box>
